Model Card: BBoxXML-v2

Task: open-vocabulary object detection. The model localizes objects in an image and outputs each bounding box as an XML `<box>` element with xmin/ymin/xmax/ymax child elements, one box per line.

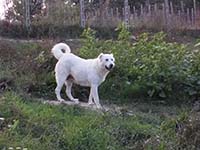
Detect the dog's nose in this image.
<box><xmin>109</xmin><ymin>64</ymin><xmax>113</xmax><ymax>69</ymax></box>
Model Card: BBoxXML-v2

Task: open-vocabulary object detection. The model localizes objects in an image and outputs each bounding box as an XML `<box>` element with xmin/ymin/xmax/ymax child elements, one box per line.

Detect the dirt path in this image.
<box><xmin>42</xmin><ymin>99</ymin><xmax>134</xmax><ymax>115</ymax></box>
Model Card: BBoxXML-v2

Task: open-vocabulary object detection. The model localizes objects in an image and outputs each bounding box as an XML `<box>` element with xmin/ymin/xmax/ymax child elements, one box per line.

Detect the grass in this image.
<box><xmin>0</xmin><ymin>38</ymin><xmax>198</xmax><ymax>149</ymax></box>
<box><xmin>0</xmin><ymin>91</ymin><xmax>182</xmax><ymax>150</ymax></box>
<box><xmin>0</xmin><ymin>92</ymin><xmax>158</xmax><ymax>149</ymax></box>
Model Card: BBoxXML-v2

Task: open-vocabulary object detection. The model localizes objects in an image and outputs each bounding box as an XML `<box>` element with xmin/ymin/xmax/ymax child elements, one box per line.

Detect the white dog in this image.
<box><xmin>52</xmin><ymin>43</ymin><xmax>115</xmax><ymax>108</ymax></box>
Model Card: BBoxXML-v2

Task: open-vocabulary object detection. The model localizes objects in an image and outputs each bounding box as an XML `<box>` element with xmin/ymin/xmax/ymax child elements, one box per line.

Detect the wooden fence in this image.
<box><xmin>81</xmin><ymin>0</ymin><xmax>200</xmax><ymax>30</ymax></box>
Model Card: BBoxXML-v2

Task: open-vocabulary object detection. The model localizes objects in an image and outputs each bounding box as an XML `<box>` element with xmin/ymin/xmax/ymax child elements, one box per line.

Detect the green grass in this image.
<box><xmin>0</xmin><ymin>91</ymin><xmax>168</xmax><ymax>150</ymax></box>
<box><xmin>0</xmin><ymin>91</ymin><xmax>194</xmax><ymax>150</ymax></box>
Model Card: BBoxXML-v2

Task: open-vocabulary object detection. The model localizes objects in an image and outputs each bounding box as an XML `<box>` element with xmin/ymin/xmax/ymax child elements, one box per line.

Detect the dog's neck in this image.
<box><xmin>96</xmin><ymin>58</ymin><xmax>109</xmax><ymax>78</ymax></box>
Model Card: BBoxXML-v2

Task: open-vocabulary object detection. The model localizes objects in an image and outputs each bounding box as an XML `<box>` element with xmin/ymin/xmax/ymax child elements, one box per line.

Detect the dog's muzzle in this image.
<box><xmin>105</xmin><ymin>64</ymin><xmax>114</xmax><ymax>71</ymax></box>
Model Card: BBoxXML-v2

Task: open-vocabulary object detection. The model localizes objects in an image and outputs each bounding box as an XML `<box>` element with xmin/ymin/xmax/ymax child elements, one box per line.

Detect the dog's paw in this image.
<box><xmin>58</xmin><ymin>98</ymin><xmax>66</xmax><ymax>103</ymax></box>
<box><xmin>72</xmin><ymin>98</ymin><xmax>79</xmax><ymax>104</ymax></box>
<box><xmin>96</xmin><ymin>104</ymin><xmax>103</xmax><ymax>109</ymax></box>
<box><xmin>88</xmin><ymin>102</ymin><xmax>94</xmax><ymax>106</ymax></box>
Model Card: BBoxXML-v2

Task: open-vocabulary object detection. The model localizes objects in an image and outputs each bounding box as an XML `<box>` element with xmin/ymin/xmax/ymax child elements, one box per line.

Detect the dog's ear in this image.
<box><xmin>110</xmin><ymin>53</ymin><xmax>113</xmax><ymax>57</ymax></box>
<box><xmin>98</xmin><ymin>53</ymin><xmax>104</xmax><ymax>60</ymax></box>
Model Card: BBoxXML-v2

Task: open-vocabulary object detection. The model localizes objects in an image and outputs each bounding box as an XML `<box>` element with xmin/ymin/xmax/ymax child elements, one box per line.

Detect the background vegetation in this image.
<box><xmin>1</xmin><ymin>25</ymin><xmax>200</xmax><ymax>149</ymax></box>
<box><xmin>1</xmin><ymin>0</ymin><xmax>200</xmax><ymax>149</ymax></box>
<box><xmin>1</xmin><ymin>0</ymin><xmax>200</xmax><ymax>39</ymax></box>
<box><xmin>1</xmin><ymin>91</ymin><xmax>198</xmax><ymax>150</ymax></box>
<box><xmin>79</xmin><ymin>25</ymin><xmax>200</xmax><ymax>104</ymax></box>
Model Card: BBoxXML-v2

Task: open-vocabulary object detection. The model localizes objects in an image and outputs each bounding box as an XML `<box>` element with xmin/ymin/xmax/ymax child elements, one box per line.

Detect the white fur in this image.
<box><xmin>52</xmin><ymin>43</ymin><xmax>71</xmax><ymax>60</ymax></box>
<box><xmin>52</xmin><ymin>43</ymin><xmax>115</xmax><ymax>109</ymax></box>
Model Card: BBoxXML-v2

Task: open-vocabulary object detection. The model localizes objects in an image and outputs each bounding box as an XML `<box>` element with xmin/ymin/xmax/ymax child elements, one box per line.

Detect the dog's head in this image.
<box><xmin>98</xmin><ymin>53</ymin><xmax>115</xmax><ymax>71</ymax></box>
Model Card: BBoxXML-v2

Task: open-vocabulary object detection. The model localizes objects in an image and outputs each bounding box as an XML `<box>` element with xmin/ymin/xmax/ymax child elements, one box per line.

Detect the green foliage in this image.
<box><xmin>129</xmin><ymin>32</ymin><xmax>188</xmax><ymax>99</ymax></box>
<box><xmin>116</xmin><ymin>23</ymin><xmax>131</xmax><ymax>42</ymax></box>
<box><xmin>185</xmin><ymin>43</ymin><xmax>200</xmax><ymax>97</ymax></box>
<box><xmin>0</xmin><ymin>92</ymin><xmax>196</xmax><ymax>150</ymax></box>
<box><xmin>80</xmin><ymin>27</ymin><xmax>97</xmax><ymax>57</ymax></box>
<box><xmin>1</xmin><ymin>23</ymin><xmax>200</xmax><ymax>150</ymax></box>
<box><xmin>1</xmin><ymin>26</ymin><xmax>200</xmax><ymax>103</ymax></box>
<box><xmin>176</xmin><ymin>111</ymin><xmax>200</xmax><ymax>150</ymax></box>
<box><xmin>0</xmin><ymin>92</ymin><xmax>168</xmax><ymax>150</ymax></box>
<box><xmin>0</xmin><ymin>21</ymin><xmax>83</xmax><ymax>38</ymax></box>
<box><xmin>79</xmin><ymin>25</ymin><xmax>200</xmax><ymax>103</ymax></box>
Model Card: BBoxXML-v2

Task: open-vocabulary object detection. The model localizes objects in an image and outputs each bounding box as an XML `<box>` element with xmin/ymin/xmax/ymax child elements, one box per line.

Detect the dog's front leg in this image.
<box><xmin>91</xmin><ymin>84</ymin><xmax>102</xmax><ymax>109</ymax></box>
<box><xmin>88</xmin><ymin>88</ymin><xmax>94</xmax><ymax>105</ymax></box>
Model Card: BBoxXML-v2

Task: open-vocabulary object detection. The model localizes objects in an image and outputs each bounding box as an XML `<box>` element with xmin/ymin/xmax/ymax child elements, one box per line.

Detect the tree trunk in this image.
<box><xmin>80</xmin><ymin>0</ymin><xmax>86</xmax><ymax>28</ymax></box>
<box><xmin>24</xmin><ymin>0</ymin><xmax>31</xmax><ymax>33</ymax></box>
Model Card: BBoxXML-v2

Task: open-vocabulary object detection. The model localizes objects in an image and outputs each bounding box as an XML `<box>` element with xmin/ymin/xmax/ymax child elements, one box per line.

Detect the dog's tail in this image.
<box><xmin>51</xmin><ymin>43</ymin><xmax>71</xmax><ymax>60</ymax></box>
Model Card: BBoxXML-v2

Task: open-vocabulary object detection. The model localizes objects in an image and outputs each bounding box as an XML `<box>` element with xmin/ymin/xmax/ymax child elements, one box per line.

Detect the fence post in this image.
<box><xmin>192</xmin><ymin>8</ymin><xmax>194</xmax><ymax>26</ymax></box>
<box><xmin>124</xmin><ymin>0</ymin><xmax>129</xmax><ymax>28</ymax></box>
<box><xmin>178</xmin><ymin>10</ymin><xmax>181</xmax><ymax>26</ymax></box>
<box><xmin>154</xmin><ymin>3</ymin><xmax>157</xmax><ymax>14</ymax></box>
<box><xmin>111</xmin><ymin>8</ymin><xmax>114</xmax><ymax>18</ymax></box>
<box><xmin>140</xmin><ymin>4</ymin><xmax>144</xmax><ymax>16</ymax></box>
<box><xmin>181</xmin><ymin>1</ymin><xmax>184</xmax><ymax>13</ymax></box>
<box><xmin>80</xmin><ymin>0</ymin><xmax>86</xmax><ymax>28</ymax></box>
<box><xmin>162</xmin><ymin>3</ymin><xmax>165</xmax><ymax>20</ymax></box>
<box><xmin>24</xmin><ymin>0</ymin><xmax>31</xmax><ymax>34</ymax></box>
<box><xmin>116</xmin><ymin>8</ymin><xmax>119</xmax><ymax>18</ymax></box>
<box><xmin>164</xmin><ymin>0</ymin><xmax>170</xmax><ymax>30</ymax></box>
<box><xmin>148</xmin><ymin>4</ymin><xmax>151</xmax><ymax>16</ymax></box>
<box><xmin>133</xmin><ymin>6</ymin><xmax>137</xmax><ymax>19</ymax></box>
<box><xmin>193</xmin><ymin>0</ymin><xmax>196</xmax><ymax>25</ymax></box>
<box><xmin>170</xmin><ymin>1</ymin><xmax>173</xmax><ymax>15</ymax></box>
<box><xmin>187</xmin><ymin>8</ymin><xmax>190</xmax><ymax>24</ymax></box>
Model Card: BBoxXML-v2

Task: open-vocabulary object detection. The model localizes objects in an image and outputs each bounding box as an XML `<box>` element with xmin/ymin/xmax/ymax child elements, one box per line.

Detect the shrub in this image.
<box><xmin>79</xmin><ymin>25</ymin><xmax>198</xmax><ymax>103</ymax></box>
<box><xmin>176</xmin><ymin>112</ymin><xmax>200</xmax><ymax>150</ymax></box>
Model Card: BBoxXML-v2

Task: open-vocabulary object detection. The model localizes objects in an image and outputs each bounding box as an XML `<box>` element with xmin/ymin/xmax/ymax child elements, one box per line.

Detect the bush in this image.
<box><xmin>0</xmin><ymin>21</ymin><xmax>119</xmax><ymax>39</ymax></box>
<box><xmin>0</xmin><ymin>21</ymin><xmax>83</xmax><ymax>39</ymax></box>
<box><xmin>176</xmin><ymin>112</ymin><xmax>200</xmax><ymax>150</ymax></box>
<box><xmin>79</xmin><ymin>25</ymin><xmax>199</xmax><ymax>103</ymax></box>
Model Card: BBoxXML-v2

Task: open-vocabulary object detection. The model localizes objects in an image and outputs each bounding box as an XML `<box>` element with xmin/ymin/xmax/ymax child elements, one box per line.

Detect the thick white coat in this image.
<box><xmin>52</xmin><ymin>43</ymin><xmax>115</xmax><ymax>109</ymax></box>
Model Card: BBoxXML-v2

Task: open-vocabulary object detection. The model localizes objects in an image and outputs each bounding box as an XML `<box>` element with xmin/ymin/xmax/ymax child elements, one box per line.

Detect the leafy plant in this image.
<box><xmin>79</xmin><ymin>25</ymin><xmax>193</xmax><ymax>103</ymax></box>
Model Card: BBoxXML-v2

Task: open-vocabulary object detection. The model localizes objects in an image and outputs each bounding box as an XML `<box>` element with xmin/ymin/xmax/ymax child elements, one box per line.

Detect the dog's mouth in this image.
<box><xmin>105</xmin><ymin>65</ymin><xmax>114</xmax><ymax>71</ymax></box>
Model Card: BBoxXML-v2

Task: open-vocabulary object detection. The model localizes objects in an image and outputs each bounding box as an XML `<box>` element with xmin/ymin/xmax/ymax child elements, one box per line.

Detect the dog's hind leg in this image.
<box><xmin>65</xmin><ymin>80</ymin><xmax>79</xmax><ymax>103</ymax></box>
<box><xmin>55</xmin><ymin>73</ymin><xmax>66</xmax><ymax>102</ymax></box>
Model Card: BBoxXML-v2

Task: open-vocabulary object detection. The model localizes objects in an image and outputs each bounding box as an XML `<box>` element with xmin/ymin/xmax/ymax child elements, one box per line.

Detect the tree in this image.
<box><xmin>5</xmin><ymin>0</ymin><xmax>43</xmax><ymax>23</ymax></box>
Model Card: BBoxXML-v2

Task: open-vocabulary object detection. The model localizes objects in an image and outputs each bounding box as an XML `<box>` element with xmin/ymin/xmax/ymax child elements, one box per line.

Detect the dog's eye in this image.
<box><xmin>105</xmin><ymin>59</ymin><xmax>109</xmax><ymax>61</ymax></box>
<box><xmin>111</xmin><ymin>59</ymin><xmax>113</xmax><ymax>61</ymax></box>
